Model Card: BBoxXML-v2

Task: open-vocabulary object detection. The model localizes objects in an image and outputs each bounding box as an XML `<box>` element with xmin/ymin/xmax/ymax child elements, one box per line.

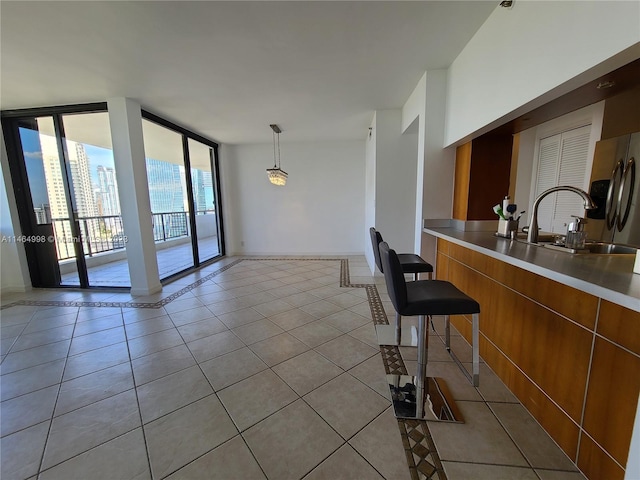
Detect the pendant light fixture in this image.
<box><xmin>266</xmin><ymin>124</ymin><xmax>287</xmax><ymax>186</ymax></box>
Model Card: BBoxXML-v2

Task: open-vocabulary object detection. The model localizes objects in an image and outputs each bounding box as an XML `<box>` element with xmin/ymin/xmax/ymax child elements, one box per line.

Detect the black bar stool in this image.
<box><xmin>370</xmin><ymin>227</ymin><xmax>433</xmax><ymax>343</ymax></box>
<box><xmin>370</xmin><ymin>227</ymin><xmax>433</xmax><ymax>281</ymax></box>
<box><xmin>379</xmin><ymin>241</ymin><xmax>480</xmax><ymax>420</ymax></box>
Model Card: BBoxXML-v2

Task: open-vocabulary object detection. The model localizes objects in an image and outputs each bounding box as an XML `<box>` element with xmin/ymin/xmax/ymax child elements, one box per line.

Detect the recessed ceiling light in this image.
<box><xmin>500</xmin><ymin>0</ymin><xmax>514</xmax><ymax>8</ymax></box>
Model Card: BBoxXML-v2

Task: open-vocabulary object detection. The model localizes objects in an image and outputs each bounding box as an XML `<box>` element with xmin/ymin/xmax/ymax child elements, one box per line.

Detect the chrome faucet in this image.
<box><xmin>527</xmin><ymin>186</ymin><xmax>597</xmax><ymax>244</ymax></box>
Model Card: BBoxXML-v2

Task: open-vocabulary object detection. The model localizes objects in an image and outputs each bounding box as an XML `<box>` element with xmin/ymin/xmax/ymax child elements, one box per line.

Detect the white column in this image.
<box><xmin>423</xmin><ymin>70</ymin><xmax>455</xmax><ymax>223</ymax></box>
<box><xmin>402</xmin><ymin>70</ymin><xmax>454</xmax><ymax>254</ymax></box>
<box><xmin>374</xmin><ymin>109</ymin><xmax>418</xmax><ymax>255</ymax></box>
<box><xmin>107</xmin><ymin>97</ymin><xmax>162</xmax><ymax>296</ymax></box>
<box><xmin>402</xmin><ymin>72</ymin><xmax>427</xmax><ymax>254</ymax></box>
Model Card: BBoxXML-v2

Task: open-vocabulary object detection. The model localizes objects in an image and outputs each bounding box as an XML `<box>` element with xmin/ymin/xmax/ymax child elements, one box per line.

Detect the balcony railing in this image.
<box><xmin>52</xmin><ymin>210</ymin><xmax>214</xmax><ymax>261</ymax></box>
<box><xmin>152</xmin><ymin>212</ymin><xmax>189</xmax><ymax>243</ymax></box>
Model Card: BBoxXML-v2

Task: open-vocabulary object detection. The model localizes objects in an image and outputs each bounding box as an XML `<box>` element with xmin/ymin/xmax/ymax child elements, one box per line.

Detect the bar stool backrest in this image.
<box><xmin>379</xmin><ymin>241</ymin><xmax>408</xmax><ymax>313</ymax></box>
<box><xmin>369</xmin><ymin>227</ymin><xmax>384</xmax><ymax>273</ymax></box>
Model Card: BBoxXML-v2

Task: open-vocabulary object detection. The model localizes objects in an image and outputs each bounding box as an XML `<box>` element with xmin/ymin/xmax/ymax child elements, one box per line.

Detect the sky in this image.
<box><xmin>19</xmin><ymin>126</ymin><xmax>213</xmax><ymax>214</ymax></box>
<box><xmin>20</xmin><ymin>127</ymin><xmax>115</xmax><ymax>209</ymax></box>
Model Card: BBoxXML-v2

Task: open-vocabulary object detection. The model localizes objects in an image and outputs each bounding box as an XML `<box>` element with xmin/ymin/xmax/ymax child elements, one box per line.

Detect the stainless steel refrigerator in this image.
<box><xmin>586</xmin><ymin>132</ymin><xmax>640</xmax><ymax>247</ymax></box>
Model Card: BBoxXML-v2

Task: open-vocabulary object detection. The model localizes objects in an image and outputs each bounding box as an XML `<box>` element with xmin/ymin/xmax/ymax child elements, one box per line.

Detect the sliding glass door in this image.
<box><xmin>16</xmin><ymin>116</ymin><xmax>83</xmax><ymax>286</ymax></box>
<box><xmin>3</xmin><ymin>107</ymin><xmax>131</xmax><ymax>288</ymax></box>
<box><xmin>188</xmin><ymin>138</ymin><xmax>220</xmax><ymax>263</ymax></box>
<box><xmin>3</xmin><ymin>104</ymin><xmax>224</xmax><ymax>289</ymax></box>
<box><xmin>60</xmin><ymin>112</ymin><xmax>130</xmax><ymax>287</ymax></box>
<box><xmin>142</xmin><ymin>113</ymin><xmax>223</xmax><ymax>280</ymax></box>
<box><xmin>142</xmin><ymin>119</ymin><xmax>194</xmax><ymax>278</ymax></box>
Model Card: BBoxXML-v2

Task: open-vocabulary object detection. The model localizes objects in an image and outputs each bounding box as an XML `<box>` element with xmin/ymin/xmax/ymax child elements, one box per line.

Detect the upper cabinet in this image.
<box><xmin>453</xmin><ymin>133</ymin><xmax>514</xmax><ymax>221</ymax></box>
<box><xmin>601</xmin><ymin>85</ymin><xmax>640</xmax><ymax>139</ymax></box>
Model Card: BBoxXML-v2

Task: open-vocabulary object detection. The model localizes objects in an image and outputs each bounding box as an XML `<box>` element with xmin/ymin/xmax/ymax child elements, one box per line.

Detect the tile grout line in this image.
<box><xmin>33</xmin><ymin>306</ymin><xmax>79</xmax><ymax>476</ymax></box>
<box><xmin>484</xmin><ymin>402</ymin><xmax>547</xmax><ymax>478</ymax></box>
<box><xmin>121</xmin><ymin>309</ymin><xmax>156</xmax><ymax>480</ymax></box>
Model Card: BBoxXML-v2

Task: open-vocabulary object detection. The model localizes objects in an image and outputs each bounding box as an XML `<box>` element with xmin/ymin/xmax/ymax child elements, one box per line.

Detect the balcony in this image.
<box><xmin>55</xmin><ymin>211</ymin><xmax>219</xmax><ymax>287</ymax></box>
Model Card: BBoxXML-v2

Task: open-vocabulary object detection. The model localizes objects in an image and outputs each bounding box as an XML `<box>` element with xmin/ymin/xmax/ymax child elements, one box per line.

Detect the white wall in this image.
<box><xmin>402</xmin><ymin>69</ymin><xmax>455</xmax><ymax>254</ymax></box>
<box><xmin>374</xmin><ymin>109</ymin><xmax>418</xmax><ymax>255</ymax></box>
<box><xmin>422</xmin><ymin>70</ymin><xmax>455</xmax><ymax>220</ymax></box>
<box><xmin>364</xmin><ymin>113</ymin><xmax>377</xmax><ymax>269</ymax></box>
<box><xmin>223</xmin><ymin>140</ymin><xmax>365</xmax><ymax>255</ymax></box>
<box><xmin>402</xmin><ymin>73</ymin><xmax>427</xmax><ymax>254</ymax></box>
<box><xmin>445</xmin><ymin>1</ymin><xmax>640</xmax><ymax>147</ymax></box>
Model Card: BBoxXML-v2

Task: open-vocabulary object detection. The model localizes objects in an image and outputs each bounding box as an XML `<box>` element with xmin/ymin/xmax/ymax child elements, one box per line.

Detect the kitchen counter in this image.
<box><xmin>423</xmin><ymin>226</ymin><xmax>640</xmax><ymax>312</ymax></box>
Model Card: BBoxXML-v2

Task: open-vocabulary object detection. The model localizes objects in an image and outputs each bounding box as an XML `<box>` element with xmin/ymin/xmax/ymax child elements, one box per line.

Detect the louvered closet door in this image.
<box><xmin>534</xmin><ymin>125</ymin><xmax>591</xmax><ymax>233</ymax></box>
<box><xmin>534</xmin><ymin>135</ymin><xmax>561</xmax><ymax>232</ymax></box>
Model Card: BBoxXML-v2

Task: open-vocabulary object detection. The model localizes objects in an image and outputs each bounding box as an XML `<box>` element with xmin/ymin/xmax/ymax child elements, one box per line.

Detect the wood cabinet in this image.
<box><xmin>601</xmin><ymin>85</ymin><xmax>640</xmax><ymax>140</ymax></box>
<box><xmin>453</xmin><ymin>133</ymin><xmax>514</xmax><ymax>221</ymax></box>
<box><xmin>435</xmin><ymin>238</ymin><xmax>640</xmax><ymax>480</ymax></box>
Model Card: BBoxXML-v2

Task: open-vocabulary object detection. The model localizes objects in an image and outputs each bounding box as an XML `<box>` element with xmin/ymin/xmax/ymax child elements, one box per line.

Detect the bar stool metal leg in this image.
<box><xmin>395</xmin><ymin>312</ymin><xmax>402</xmax><ymax>345</ymax></box>
<box><xmin>428</xmin><ymin>272</ymin><xmax>435</xmax><ymax>331</ymax></box>
<box><xmin>444</xmin><ymin>313</ymin><xmax>480</xmax><ymax>387</ymax></box>
<box><xmin>472</xmin><ymin>313</ymin><xmax>480</xmax><ymax>387</ymax></box>
<box><xmin>445</xmin><ymin>315</ymin><xmax>451</xmax><ymax>350</ymax></box>
<box><xmin>415</xmin><ymin>314</ymin><xmax>428</xmax><ymax>418</ymax></box>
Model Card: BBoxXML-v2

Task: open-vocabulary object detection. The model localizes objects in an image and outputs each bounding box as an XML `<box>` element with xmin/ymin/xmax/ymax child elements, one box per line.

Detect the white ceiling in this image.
<box><xmin>0</xmin><ymin>1</ymin><xmax>497</xmax><ymax>145</ymax></box>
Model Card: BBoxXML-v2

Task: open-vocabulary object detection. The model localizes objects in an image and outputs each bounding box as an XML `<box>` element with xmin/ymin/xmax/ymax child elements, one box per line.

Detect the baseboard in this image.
<box><xmin>1</xmin><ymin>284</ymin><xmax>31</xmax><ymax>295</ymax></box>
<box><xmin>228</xmin><ymin>252</ymin><xmax>365</xmax><ymax>257</ymax></box>
<box><xmin>130</xmin><ymin>283</ymin><xmax>163</xmax><ymax>296</ymax></box>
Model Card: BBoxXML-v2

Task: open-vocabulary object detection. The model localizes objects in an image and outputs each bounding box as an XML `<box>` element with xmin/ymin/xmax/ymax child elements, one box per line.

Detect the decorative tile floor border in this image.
<box><xmin>0</xmin><ymin>257</ymin><xmax>340</xmax><ymax>311</ymax></box>
<box><xmin>0</xmin><ymin>259</ymin><xmax>244</xmax><ymax>310</ymax></box>
<box><xmin>366</xmin><ymin>285</ymin><xmax>389</xmax><ymax>326</ymax></box>
<box><xmin>380</xmin><ymin>345</ymin><xmax>408</xmax><ymax>376</ymax></box>
<box><xmin>363</xmin><ymin>271</ymin><xmax>446</xmax><ymax>480</ymax></box>
<box><xmin>0</xmin><ymin>255</ymin><xmax>447</xmax><ymax>480</ymax></box>
<box><xmin>398</xmin><ymin>419</ymin><xmax>447</xmax><ymax>480</ymax></box>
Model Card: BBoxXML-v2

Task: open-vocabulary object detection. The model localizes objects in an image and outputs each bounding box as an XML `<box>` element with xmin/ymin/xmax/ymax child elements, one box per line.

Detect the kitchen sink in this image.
<box><xmin>514</xmin><ymin>232</ymin><xmax>638</xmax><ymax>254</ymax></box>
<box><xmin>583</xmin><ymin>242</ymin><xmax>637</xmax><ymax>255</ymax></box>
<box><xmin>537</xmin><ymin>241</ymin><xmax>637</xmax><ymax>255</ymax></box>
<box><xmin>514</xmin><ymin>232</ymin><xmax>557</xmax><ymax>242</ymax></box>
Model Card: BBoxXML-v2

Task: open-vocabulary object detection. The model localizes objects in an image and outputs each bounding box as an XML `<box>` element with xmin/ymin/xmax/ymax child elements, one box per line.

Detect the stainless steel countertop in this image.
<box><xmin>424</xmin><ymin>227</ymin><xmax>640</xmax><ymax>313</ymax></box>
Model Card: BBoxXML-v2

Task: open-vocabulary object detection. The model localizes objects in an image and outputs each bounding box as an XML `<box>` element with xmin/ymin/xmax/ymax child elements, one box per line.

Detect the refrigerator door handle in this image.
<box><xmin>606</xmin><ymin>159</ymin><xmax>625</xmax><ymax>230</ymax></box>
<box><xmin>617</xmin><ymin>157</ymin><xmax>636</xmax><ymax>231</ymax></box>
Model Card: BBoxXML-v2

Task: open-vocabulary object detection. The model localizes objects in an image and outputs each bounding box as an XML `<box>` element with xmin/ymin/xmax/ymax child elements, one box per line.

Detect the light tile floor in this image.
<box><xmin>1</xmin><ymin>256</ymin><xmax>587</xmax><ymax>480</ymax></box>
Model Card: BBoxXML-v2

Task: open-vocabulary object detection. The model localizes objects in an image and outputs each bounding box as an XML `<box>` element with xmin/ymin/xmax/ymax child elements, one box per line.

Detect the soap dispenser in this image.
<box><xmin>565</xmin><ymin>216</ymin><xmax>587</xmax><ymax>249</ymax></box>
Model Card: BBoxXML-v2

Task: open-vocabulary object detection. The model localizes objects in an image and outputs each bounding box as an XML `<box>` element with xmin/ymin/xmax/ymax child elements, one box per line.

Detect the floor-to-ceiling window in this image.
<box><xmin>60</xmin><ymin>111</ymin><xmax>131</xmax><ymax>287</ymax></box>
<box><xmin>141</xmin><ymin>112</ymin><xmax>223</xmax><ymax>281</ymax></box>
<box><xmin>2</xmin><ymin>105</ymin><xmax>132</xmax><ymax>288</ymax></box>
<box><xmin>188</xmin><ymin>137</ymin><xmax>220</xmax><ymax>263</ymax></box>
<box><xmin>2</xmin><ymin>104</ymin><xmax>224</xmax><ymax>289</ymax></box>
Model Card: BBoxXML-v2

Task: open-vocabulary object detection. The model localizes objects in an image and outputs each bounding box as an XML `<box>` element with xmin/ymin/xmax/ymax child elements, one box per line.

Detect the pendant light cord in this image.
<box><xmin>277</xmin><ymin>131</ymin><xmax>281</xmax><ymax>169</ymax></box>
<box><xmin>272</xmin><ymin>130</ymin><xmax>278</xmax><ymax>168</ymax></box>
